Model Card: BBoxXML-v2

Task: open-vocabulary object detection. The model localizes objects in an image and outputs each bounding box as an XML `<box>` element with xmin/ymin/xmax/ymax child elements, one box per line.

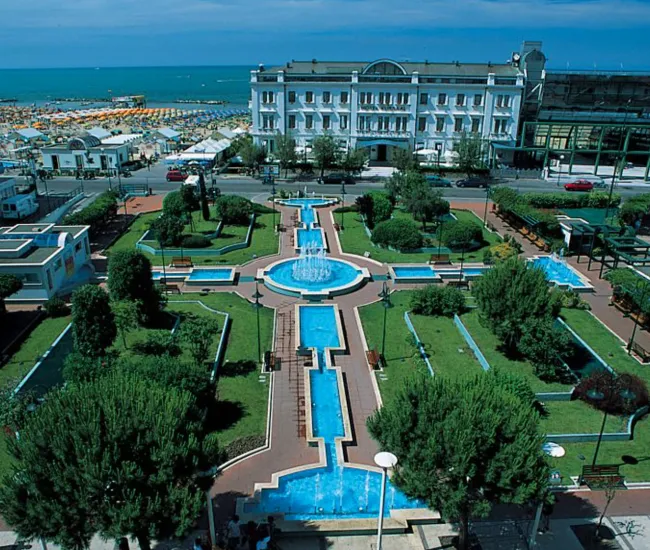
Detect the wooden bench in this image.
<box><xmin>429</xmin><ymin>253</ymin><xmax>450</xmax><ymax>264</ymax></box>
<box><xmin>159</xmin><ymin>283</ymin><xmax>181</xmax><ymax>295</ymax></box>
<box><xmin>631</xmin><ymin>341</ymin><xmax>650</xmax><ymax>363</ymax></box>
<box><xmin>580</xmin><ymin>465</ymin><xmax>625</xmax><ymax>488</ymax></box>
<box><xmin>171</xmin><ymin>257</ymin><xmax>193</xmax><ymax>268</ymax></box>
<box><xmin>263</xmin><ymin>350</ymin><xmax>276</xmax><ymax>372</ymax></box>
<box><xmin>447</xmin><ymin>280</ymin><xmax>470</xmax><ymax>290</ymax></box>
<box><xmin>432</xmin><ymin>260</ymin><xmax>452</xmax><ymax>267</ymax></box>
<box><xmin>366</xmin><ymin>349</ymin><xmax>381</xmax><ymax>370</ymax></box>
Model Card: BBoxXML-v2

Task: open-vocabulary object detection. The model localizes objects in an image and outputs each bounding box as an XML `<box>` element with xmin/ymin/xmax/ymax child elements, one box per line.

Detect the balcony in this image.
<box><xmin>355</xmin><ymin>129</ymin><xmax>412</xmax><ymax>138</ymax></box>
<box><xmin>256</xmin><ymin>128</ymin><xmax>277</xmax><ymax>135</ymax></box>
<box><xmin>259</xmin><ymin>104</ymin><xmax>277</xmax><ymax>112</ymax></box>
<box><xmin>357</xmin><ymin>104</ymin><xmax>410</xmax><ymax>113</ymax></box>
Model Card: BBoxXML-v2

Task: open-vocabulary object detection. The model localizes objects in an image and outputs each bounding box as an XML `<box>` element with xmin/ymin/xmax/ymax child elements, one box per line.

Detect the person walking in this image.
<box><xmin>226</xmin><ymin>514</ymin><xmax>242</xmax><ymax>549</ymax></box>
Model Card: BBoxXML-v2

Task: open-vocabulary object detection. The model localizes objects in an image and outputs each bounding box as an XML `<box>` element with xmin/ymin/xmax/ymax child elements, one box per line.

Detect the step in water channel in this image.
<box><xmin>243</xmin><ymin>305</ymin><xmax>425</xmax><ymax>520</ymax></box>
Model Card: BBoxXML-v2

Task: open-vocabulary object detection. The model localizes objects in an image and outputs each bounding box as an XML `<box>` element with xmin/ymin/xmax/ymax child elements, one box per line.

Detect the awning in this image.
<box><xmin>356</xmin><ymin>139</ymin><xmax>409</xmax><ymax>149</ymax></box>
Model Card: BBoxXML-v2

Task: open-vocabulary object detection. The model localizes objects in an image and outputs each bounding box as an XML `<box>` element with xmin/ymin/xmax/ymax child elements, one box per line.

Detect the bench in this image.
<box><xmin>159</xmin><ymin>283</ymin><xmax>181</xmax><ymax>295</ymax></box>
<box><xmin>263</xmin><ymin>350</ymin><xmax>276</xmax><ymax>372</ymax></box>
<box><xmin>447</xmin><ymin>280</ymin><xmax>470</xmax><ymax>290</ymax></box>
<box><xmin>171</xmin><ymin>256</ymin><xmax>193</xmax><ymax>268</ymax></box>
<box><xmin>630</xmin><ymin>341</ymin><xmax>650</xmax><ymax>363</ymax></box>
<box><xmin>432</xmin><ymin>260</ymin><xmax>452</xmax><ymax>267</ymax></box>
<box><xmin>366</xmin><ymin>349</ymin><xmax>381</xmax><ymax>370</ymax></box>
<box><xmin>429</xmin><ymin>253</ymin><xmax>450</xmax><ymax>264</ymax></box>
<box><xmin>579</xmin><ymin>465</ymin><xmax>625</xmax><ymax>488</ymax></box>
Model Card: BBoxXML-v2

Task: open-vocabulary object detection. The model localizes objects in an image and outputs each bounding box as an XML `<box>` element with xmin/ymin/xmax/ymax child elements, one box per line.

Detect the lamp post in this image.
<box><xmin>556</xmin><ymin>154</ymin><xmax>565</xmax><ymax>187</ymax></box>
<box><xmin>587</xmin><ymin>386</ymin><xmax>635</xmax><ymax>467</ymax></box>
<box><xmin>159</xmin><ymin>241</ymin><xmax>167</xmax><ymax>282</ymax></box>
<box><xmin>605</xmin><ymin>99</ymin><xmax>633</xmax><ymax>222</ymax></box>
<box><xmin>252</xmin><ymin>282</ymin><xmax>263</xmax><ymax>365</ymax></box>
<box><xmin>437</xmin><ymin>216</ymin><xmax>445</xmax><ymax>260</ymax></box>
<box><xmin>378</xmin><ymin>282</ymin><xmax>392</xmax><ymax>360</ymax></box>
<box><xmin>340</xmin><ymin>181</ymin><xmax>346</xmax><ymax>229</ymax></box>
<box><xmin>271</xmin><ymin>178</ymin><xmax>277</xmax><ymax>232</ymax></box>
<box><xmin>374</xmin><ymin>452</ymin><xmax>398</xmax><ymax>550</ymax></box>
<box><xmin>626</xmin><ymin>279</ymin><xmax>650</xmax><ymax>355</ymax></box>
<box><xmin>483</xmin><ymin>180</ymin><xmax>490</xmax><ymax>227</ymax></box>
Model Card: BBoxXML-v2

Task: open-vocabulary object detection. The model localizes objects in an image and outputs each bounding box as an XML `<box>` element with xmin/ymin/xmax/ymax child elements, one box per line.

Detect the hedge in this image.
<box><xmin>63</xmin><ymin>191</ymin><xmax>118</xmax><ymax>235</ymax></box>
<box><xmin>523</xmin><ymin>191</ymin><xmax>621</xmax><ymax>210</ymax></box>
<box><xmin>441</xmin><ymin>219</ymin><xmax>483</xmax><ymax>250</ymax></box>
<box><xmin>371</xmin><ymin>218</ymin><xmax>423</xmax><ymax>250</ymax></box>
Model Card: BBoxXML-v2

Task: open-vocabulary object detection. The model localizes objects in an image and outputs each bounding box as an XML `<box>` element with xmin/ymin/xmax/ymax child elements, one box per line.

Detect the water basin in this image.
<box><xmin>281</xmin><ymin>198</ymin><xmax>335</xmax><ymax>208</ymax></box>
<box><xmin>298</xmin><ymin>229</ymin><xmax>324</xmax><ymax>249</ymax></box>
<box><xmin>530</xmin><ymin>256</ymin><xmax>591</xmax><ymax>290</ymax></box>
<box><xmin>392</xmin><ymin>266</ymin><xmax>437</xmax><ymax>280</ymax></box>
<box><xmin>187</xmin><ymin>268</ymin><xmax>234</xmax><ymax>281</ymax></box>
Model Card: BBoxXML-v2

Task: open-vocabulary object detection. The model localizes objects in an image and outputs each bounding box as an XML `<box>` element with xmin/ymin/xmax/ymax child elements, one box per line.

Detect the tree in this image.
<box><xmin>0</xmin><ymin>371</ymin><xmax>220</xmax><ymax>550</ymax></box>
<box><xmin>403</xmin><ymin>182</ymin><xmax>450</xmax><ymax>230</ymax></box>
<box><xmin>518</xmin><ymin>317</ymin><xmax>574</xmax><ymax>380</ymax></box>
<box><xmin>371</xmin><ymin>218</ymin><xmax>423</xmax><ymax>250</ymax></box>
<box><xmin>453</xmin><ymin>132</ymin><xmax>485</xmax><ymax>176</ymax></box>
<box><xmin>275</xmin><ymin>132</ymin><xmax>297</xmax><ymax>177</ymax></box>
<box><xmin>367</xmin><ymin>373</ymin><xmax>548</xmax><ymax>550</ymax></box>
<box><xmin>392</xmin><ymin>148</ymin><xmax>417</xmax><ymax>173</ymax></box>
<box><xmin>197</xmin><ymin>171</ymin><xmax>210</xmax><ymax>221</ymax></box>
<box><xmin>181</xmin><ymin>317</ymin><xmax>218</xmax><ymax>366</ymax></box>
<box><xmin>112</xmin><ymin>300</ymin><xmax>141</xmax><ymax>349</ymax></box>
<box><xmin>215</xmin><ymin>195</ymin><xmax>253</xmax><ymax>225</ymax></box>
<box><xmin>340</xmin><ymin>148</ymin><xmax>367</xmax><ymax>174</ymax></box>
<box><xmin>0</xmin><ymin>274</ymin><xmax>22</xmax><ymax>314</ymax></box>
<box><xmin>107</xmin><ymin>251</ymin><xmax>161</xmax><ymax>323</ymax></box>
<box><xmin>384</xmin><ymin>170</ymin><xmax>425</xmax><ymax>203</ymax></box>
<box><xmin>441</xmin><ymin>220</ymin><xmax>482</xmax><ymax>250</ymax></box>
<box><xmin>151</xmin><ymin>213</ymin><xmax>184</xmax><ymax>247</ymax></box>
<box><xmin>162</xmin><ymin>191</ymin><xmax>186</xmax><ymax>219</ymax></box>
<box><xmin>71</xmin><ymin>285</ymin><xmax>116</xmax><ymax>358</ymax></box>
<box><xmin>355</xmin><ymin>192</ymin><xmax>393</xmax><ymax>229</ymax></box>
<box><xmin>239</xmin><ymin>138</ymin><xmax>266</xmax><ymax>173</ymax></box>
<box><xmin>410</xmin><ymin>285</ymin><xmax>465</xmax><ymax>317</ymax></box>
<box><xmin>472</xmin><ymin>257</ymin><xmax>561</xmax><ymax>350</ymax></box>
<box><xmin>312</xmin><ymin>134</ymin><xmax>339</xmax><ymax>178</ymax></box>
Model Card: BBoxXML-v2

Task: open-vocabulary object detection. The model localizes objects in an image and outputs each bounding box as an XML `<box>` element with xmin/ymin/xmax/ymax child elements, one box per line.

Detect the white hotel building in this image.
<box><xmin>250</xmin><ymin>58</ymin><xmax>525</xmax><ymax>165</ymax></box>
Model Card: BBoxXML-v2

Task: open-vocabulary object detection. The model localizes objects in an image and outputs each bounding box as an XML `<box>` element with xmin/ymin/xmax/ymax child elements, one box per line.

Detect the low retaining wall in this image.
<box><xmin>453</xmin><ymin>314</ymin><xmax>491</xmax><ymax>371</ymax></box>
<box><xmin>403</xmin><ymin>311</ymin><xmax>434</xmax><ymax>377</ymax></box>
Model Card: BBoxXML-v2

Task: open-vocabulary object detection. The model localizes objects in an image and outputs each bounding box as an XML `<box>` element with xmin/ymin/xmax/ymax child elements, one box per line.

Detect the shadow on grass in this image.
<box><xmin>209</xmin><ymin>399</ymin><xmax>245</xmax><ymax>432</ymax></box>
<box><xmin>219</xmin><ymin>360</ymin><xmax>257</xmax><ymax>377</ymax></box>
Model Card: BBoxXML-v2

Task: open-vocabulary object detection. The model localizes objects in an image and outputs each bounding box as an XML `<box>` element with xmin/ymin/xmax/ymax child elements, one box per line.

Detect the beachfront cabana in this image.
<box><xmin>164</xmin><ymin>137</ymin><xmax>231</xmax><ymax>166</ymax></box>
<box><xmin>87</xmin><ymin>127</ymin><xmax>112</xmax><ymax>140</ymax></box>
<box><xmin>9</xmin><ymin>127</ymin><xmax>48</xmax><ymax>144</ymax></box>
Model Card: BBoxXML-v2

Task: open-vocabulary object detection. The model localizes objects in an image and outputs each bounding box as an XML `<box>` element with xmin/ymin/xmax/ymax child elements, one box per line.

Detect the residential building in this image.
<box><xmin>0</xmin><ymin>223</ymin><xmax>92</xmax><ymax>302</ymax></box>
<box><xmin>250</xmin><ymin>58</ymin><xmax>525</xmax><ymax>164</ymax></box>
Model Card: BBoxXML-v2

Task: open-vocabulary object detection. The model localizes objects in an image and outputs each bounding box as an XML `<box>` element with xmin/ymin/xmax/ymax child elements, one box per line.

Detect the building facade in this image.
<box><xmin>40</xmin><ymin>136</ymin><xmax>130</xmax><ymax>175</ymax></box>
<box><xmin>250</xmin><ymin>59</ymin><xmax>525</xmax><ymax>164</ymax></box>
<box><xmin>0</xmin><ymin>223</ymin><xmax>92</xmax><ymax>302</ymax></box>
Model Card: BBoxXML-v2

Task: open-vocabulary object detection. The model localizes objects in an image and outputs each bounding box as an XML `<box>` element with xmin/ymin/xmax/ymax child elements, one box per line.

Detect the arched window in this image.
<box><xmin>362</xmin><ymin>60</ymin><xmax>407</xmax><ymax>76</ymax></box>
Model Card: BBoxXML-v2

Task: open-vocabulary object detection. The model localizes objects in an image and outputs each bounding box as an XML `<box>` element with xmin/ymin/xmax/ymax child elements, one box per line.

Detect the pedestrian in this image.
<box><xmin>538</xmin><ymin>493</ymin><xmax>556</xmax><ymax>534</ymax></box>
<box><xmin>193</xmin><ymin>537</ymin><xmax>203</xmax><ymax>550</ymax></box>
<box><xmin>226</xmin><ymin>514</ymin><xmax>242</xmax><ymax>549</ymax></box>
<box><xmin>255</xmin><ymin>525</ymin><xmax>270</xmax><ymax>550</ymax></box>
<box><xmin>246</xmin><ymin>521</ymin><xmax>258</xmax><ymax>550</ymax></box>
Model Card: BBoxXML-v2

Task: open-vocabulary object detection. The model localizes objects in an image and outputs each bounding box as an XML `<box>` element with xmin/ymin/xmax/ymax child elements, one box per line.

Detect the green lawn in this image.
<box><xmin>561</xmin><ymin>309</ymin><xmax>650</xmax><ymax>385</ymax></box>
<box><xmin>540</xmin><ymin>400</ymin><xmax>627</xmax><ymax>435</ymax></box>
<box><xmin>337</xmin><ymin>209</ymin><xmax>501</xmax><ymax>263</ymax></box>
<box><xmin>167</xmin><ymin>293</ymin><xmax>274</xmax><ymax>446</ymax></box>
<box><xmin>460</xmin><ymin>310</ymin><xmax>573</xmax><ymax>393</ymax></box>
<box><xmin>105</xmin><ymin>211</ymin><xmax>279</xmax><ymax>266</ymax></box>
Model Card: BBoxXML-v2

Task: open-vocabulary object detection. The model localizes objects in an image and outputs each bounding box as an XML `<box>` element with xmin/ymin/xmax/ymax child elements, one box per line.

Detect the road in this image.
<box><xmin>27</xmin><ymin>165</ymin><xmax>650</xmax><ymax>203</ymax></box>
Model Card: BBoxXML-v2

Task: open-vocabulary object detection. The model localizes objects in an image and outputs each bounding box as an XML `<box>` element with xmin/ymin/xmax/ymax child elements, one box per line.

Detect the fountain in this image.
<box><xmin>292</xmin><ymin>243</ymin><xmax>333</xmax><ymax>283</ymax></box>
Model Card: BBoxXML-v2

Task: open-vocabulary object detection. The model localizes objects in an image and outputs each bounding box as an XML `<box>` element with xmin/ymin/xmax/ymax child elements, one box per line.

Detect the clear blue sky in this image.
<box><xmin>2</xmin><ymin>0</ymin><xmax>650</xmax><ymax>69</ymax></box>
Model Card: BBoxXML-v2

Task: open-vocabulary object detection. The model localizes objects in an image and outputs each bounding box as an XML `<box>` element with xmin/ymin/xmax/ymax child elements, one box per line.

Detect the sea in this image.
<box><xmin>0</xmin><ymin>66</ymin><xmax>253</xmax><ymax>110</ymax></box>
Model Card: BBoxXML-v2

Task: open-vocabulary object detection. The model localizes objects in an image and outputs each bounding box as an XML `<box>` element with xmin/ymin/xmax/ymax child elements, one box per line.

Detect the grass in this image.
<box><xmin>337</xmin><ymin>208</ymin><xmax>501</xmax><ymax>263</ymax></box>
<box><xmin>460</xmin><ymin>310</ymin><xmax>573</xmax><ymax>393</ymax></box>
<box><xmin>167</xmin><ymin>292</ymin><xmax>274</xmax><ymax>446</ymax></box>
<box><xmin>105</xmin><ymin>211</ymin><xmax>279</xmax><ymax>266</ymax></box>
<box><xmin>560</xmin><ymin>308</ymin><xmax>650</xmax><ymax>386</ymax></box>
<box><xmin>540</xmin><ymin>400</ymin><xmax>627</xmax><ymax>435</ymax></box>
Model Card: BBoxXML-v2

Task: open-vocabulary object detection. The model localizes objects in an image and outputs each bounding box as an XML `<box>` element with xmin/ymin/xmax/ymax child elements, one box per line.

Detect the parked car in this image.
<box><xmin>564</xmin><ymin>180</ymin><xmax>594</xmax><ymax>192</ymax></box>
<box><xmin>166</xmin><ymin>170</ymin><xmax>188</xmax><ymax>182</ymax></box>
<box><xmin>317</xmin><ymin>173</ymin><xmax>355</xmax><ymax>185</ymax></box>
<box><xmin>121</xmin><ymin>159</ymin><xmax>144</xmax><ymax>172</ymax></box>
<box><xmin>456</xmin><ymin>177</ymin><xmax>489</xmax><ymax>188</ymax></box>
<box><xmin>425</xmin><ymin>174</ymin><xmax>452</xmax><ymax>187</ymax></box>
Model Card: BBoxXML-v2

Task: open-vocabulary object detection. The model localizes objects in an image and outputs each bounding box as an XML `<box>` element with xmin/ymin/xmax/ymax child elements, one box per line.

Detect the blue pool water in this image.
<box><xmin>301</xmin><ymin>208</ymin><xmax>316</xmax><ymax>226</ymax></box>
<box><xmin>245</xmin><ymin>305</ymin><xmax>425</xmax><ymax>519</ymax></box>
<box><xmin>282</xmin><ymin>198</ymin><xmax>333</xmax><ymax>208</ymax></box>
<box><xmin>459</xmin><ymin>267</ymin><xmax>489</xmax><ymax>277</ymax></box>
<box><xmin>530</xmin><ymin>256</ymin><xmax>589</xmax><ymax>289</ymax></box>
<box><xmin>267</xmin><ymin>258</ymin><xmax>361</xmax><ymax>293</ymax></box>
<box><xmin>152</xmin><ymin>271</ymin><xmax>190</xmax><ymax>280</ymax></box>
<box><xmin>393</xmin><ymin>266</ymin><xmax>437</xmax><ymax>279</ymax></box>
<box><xmin>298</xmin><ymin>228</ymin><xmax>324</xmax><ymax>249</ymax></box>
<box><xmin>187</xmin><ymin>268</ymin><xmax>233</xmax><ymax>281</ymax></box>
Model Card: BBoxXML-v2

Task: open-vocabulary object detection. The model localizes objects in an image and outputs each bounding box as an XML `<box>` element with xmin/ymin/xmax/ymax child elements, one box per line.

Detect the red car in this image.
<box><xmin>564</xmin><ymin>179</ymin><xmax>594</xmax><ymax>192</ymax></box>
<box><xmin>166</xmin><ymin>170</ymin><xmax>187</xmax><ymax>182</ymax></box>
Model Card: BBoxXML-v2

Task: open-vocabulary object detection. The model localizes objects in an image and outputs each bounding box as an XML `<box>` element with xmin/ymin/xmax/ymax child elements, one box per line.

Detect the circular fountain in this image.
<box><xmin>260</xmin><ymin>247</ymin><xmax>369</xmax><ymax>299</ymax></box>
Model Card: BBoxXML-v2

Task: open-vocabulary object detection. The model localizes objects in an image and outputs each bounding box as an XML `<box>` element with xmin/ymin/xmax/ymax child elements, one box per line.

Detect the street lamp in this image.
<box><xmin>556</xmin><ymin>154</ymin><xmax>565</xmax><ymax>187</ymax></box>
<box><xmin>374</xmin><ymin>451</ymin><xmax>398</xmax><ymax>550</ymax></box>
<box><xmin>587</xmin><ymin>386</ymin><xmax>635</xmax><ymax>467</ymax></box>
<box><xmin>252</xmin><ymin>282</ymin><xmax>263</xmax><ymax>365</ymax></box>
<box><xmin>605</xmin><ymin>99</ymin><xmax>633</xmax><ymax>222</ymax></box>
<box><xmin>101</xmin><ymin>148</ymin><xmax>112</xmax><ymax>191</ymax></box>
<box><xmin>483</xmin><ymin>181</ymin><xmax>490</xmax><ymax>227</ymax></box>
<box><xmin>340</xmin><ymin>181</ymin><xmax>346</xmax><ymax>229</ymax></box>
<box><xmin>626</xmin><ymin>279</ymin><xmax>650</xmax><ymax>355</ymax></box>
<box><xmin>271</xmin><ymin>178</ymin><xmax>277</xmax><ymax>232</ymax></box>
<box><xmin>378</xmin><ymin>282</ymin><xmax>392</xmax><ymax>361</ymax></box>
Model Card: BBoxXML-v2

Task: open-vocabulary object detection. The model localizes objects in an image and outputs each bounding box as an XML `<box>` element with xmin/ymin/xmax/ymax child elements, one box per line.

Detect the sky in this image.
<box><xmin>1</xmin><ymin>0</ymin><xmax>650</xmax><ymax>69</ymax></box>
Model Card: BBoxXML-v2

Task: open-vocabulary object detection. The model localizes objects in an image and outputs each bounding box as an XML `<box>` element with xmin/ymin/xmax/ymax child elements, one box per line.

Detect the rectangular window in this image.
<box><xmin>340</xmin><ymin>114</ymin><xmax>348</xmax><ymax>130</ymax></box>
<box><xmin>358</xmin><ymin>116</ymin><xmax>365</xmax><ymax>130</ymax></box>
<box><xmin>262</xmin><ymin>115</ymin><xmax>273</xmax><ymax>129</ymax></box>
<box><xmin>396</xmin><ymin>116</ymin><xmax>408</xmax><ymax>132</ymax></box>
<box><xmin>496</xmin><ymin>95</ymin><xmax>503</xmax><ymax>107</ymax></box>
<box><xmin>268</xmin><ymin>91</ymin><xmax>274</xmax><ymax>103</ymax></box>
<box><xmin>288</xmin><ymin>91</ymin><xmax>296</xmax><ymax>103</ymax></box>
<box><xmin>340</xmin><ymin>91</ymin><xmax>349</xmax><ymax>104</ymax></box>
<box><xmin>474</xmin><ymin>94</ymin><xmax>482</xmax><ymax>107</ymax></box>
<box><xmin>456</xmin><ymin>94</ymin><xmax>465</xmax><ymax>107</ymax></box>
<box><xmin>436</xmin><ymin>117</ymin><xmax>444</xmax><ymax>132</ymax></box>
<box><xmin>54</xmin><ymin>259</ymin><xmax>63</xmax><ymax>272</ymax></box>
<box><xmin>471</xmin><ymin>118</ymin><xmax>481</xmax><ymax>133</ymax></box>
<box><xmin>454</xmin><ymin>117</ymin><xmax>463</xmax><ymax>132</ymax></box>
<box><xmin>494</xmin><ymin>119</ymin><xmax>507</xmax><ymax>134</ymax></box>
<box><xmin>323</xmin><ymin>115</ymin><xmax>331</xmax><ymax>130</ymax></box>
<box><xmin>19</xmin><ymin>273</ymin><xmax>40</xmax><ymax>284</ymax></box>
<box><xmin>288</xmin><ymin>115</ymin><xmax>296</xmax><ymax>129</ymax></box>
<box><xmin>323</xmin><ymin>91</ymin><xmax>331</xmax><ymax>104</ymax></box>
<box><xmin>503</xmin><ymin>95</ymin><xmax>511</xmax><ymax>107</ymax></box>
<box><xmin>75</xmin><ymin>242</ymin><xmax>82</xmax><ymax>253</ymax></box>
<box><xmin>418</xmin><ymin>117</ymin><xmax>427</xmax><ymax>132</ymax></box>
<box><xmin>438</xmin><ymin>93</ymin><xmax>447</xmax><ymax>106</ymax></box>
<box><xmin>385</xmin><ymin>92</ymin><xmax>391</xmax><ymax>105</ymax></box>
<box><xmin>359</xmin><ymin>92</ymin><xmax>373</xmax><ymax>105</ymax></box>
<box><xmin>261</xmin><ymin>91</ymin><xmax>274</xmax><ymax>104</ymax></box>
<box><xmin>306</xmin><ymin>91</ymin><xmax>314</xmax><ymax>103</ymax></box>
<box><xmin>379</xmin><ymin>92</ymin><xmax>385</xmax><ymax>105</ymax></box>
<box><xmin>402</xmin><ymin>93</ymin><xmax>409</xmax><ymax>105</ymax></box>
<box><xmin>419</xmin><ymin>93</ymin><xmax>428</xmax><ymax>105</ymax></box>
<box><xmin>306</xmin><ymin>115</ymin><xmax>313</xmax><ymax>129</ymax></box>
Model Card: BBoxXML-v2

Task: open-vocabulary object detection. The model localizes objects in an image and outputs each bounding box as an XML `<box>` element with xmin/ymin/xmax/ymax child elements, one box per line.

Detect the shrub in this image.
<box><xmin>163</xmin><ymin>191</ymin><xmax>186</xmax><ymax>218</ymax></box>
<box><xmin>215</xmin><ymin>195</ymin><xmax>253</xmax><ymax>225</ymax></box>
<box><xmin>71</xmin><ymin>285</ymin><xmax>116</xmax><ymax>357</ymax></box>
<box><xmin>63</xmin><ymin>351</ymin><xmax>119</xmax><ymax>384</ymax></box>
<box><xmin>182</xmin><ymin>235</ymin><xmax>211</xmax><ymax>248</ymax></box>
<box><xmin>518</xmin><ymin>317</ymin><xmax>574</xmax><ymax>381</ymax></box>
<box><xmin>43</xmin><ymin>296</ymin><xmax>69</xmax><ymax>318</ymax></box>
<box><xmin>410</xmin><ymin>285</ymin><xmax>465</xmax><ymax>317</ymax></box>
<box><xmin>619</xmin><ymin>195</ymin><xmax>650</xmax><ymax>226</ymax></box>
<box><xmin>223</xmin><ymin>435</ymin><xmax>266</xmax><ymax>462</ymax></box>
<box><xmin>131</xmin><ymin>331</ymin><xmax>182</xmax><ymax>357</ymax></box>
<box><xmin>371</xmin><ymin>218</ymin><xmax>423</xmax><ymax>250</ymax></box>
<box><xmin>483</xmin><ymin>242</ymin><xmax>518</xmax><ymax>264</ymax></box>
<box><xmin>150</xmin><ymin>213</ymin><xmax>184</xmax><ymax>247</ymax></box>
<box><xmin>575</xmin><ymin>370</ymin><xmax>649</xmax><ymax>415</ymax></box>
<box><xmin>559</xmin><ymin>289</ymin><xmax>591</xmax><ymax>310</ymax></box>
<box><xmin>441</xmin><ymin>219</ymin><xmax>482</xmax><ymax>251</ymax></box>
<box><xmin>63</xmin><ymin>191</ymin><xmax>118</xmax><ymax>235</ymax></box>
<box><xmin>522</xmin><ymin>192</ymin><xmax>620</xmax><ymax>210</ymax></box>
<box><xmin>355</xmin><ymin>192</ymin><xmax>393</xmax><ymax>228</ymax></box>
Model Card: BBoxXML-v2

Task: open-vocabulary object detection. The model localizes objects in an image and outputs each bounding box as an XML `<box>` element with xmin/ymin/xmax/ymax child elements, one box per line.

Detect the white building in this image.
<box><xmin>40</xmin><ymin>136</ymin><xmax>130</xmax><ymax>175</ymax></box>
<box><xmin>250</xmin><ymin>59</ymin><xmax>524</xmax><ymax>164</ymax></box>
<box><xmin>0</xmin><ymin>223</ymin><xmax>92</xmax><ymax>302</ymax></box>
